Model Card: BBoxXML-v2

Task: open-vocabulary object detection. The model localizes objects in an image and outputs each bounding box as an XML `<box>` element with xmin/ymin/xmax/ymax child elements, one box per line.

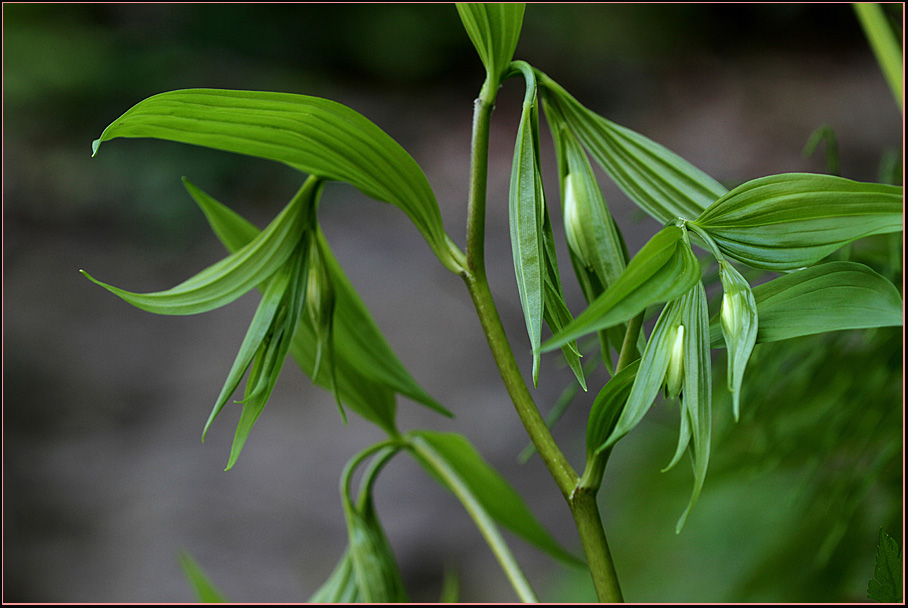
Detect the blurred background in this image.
<box><xmin>3</xmin><ymin>3</ymin><xmax>903</xmax><ymax>603</ymax></box>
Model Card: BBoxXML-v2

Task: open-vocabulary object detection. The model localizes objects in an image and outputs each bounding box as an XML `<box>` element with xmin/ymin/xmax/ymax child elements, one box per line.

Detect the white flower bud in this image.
<box><xmin>663</xmin><ymin>324</ymin><xmax>685</xmax><ymax>400</ymax></box>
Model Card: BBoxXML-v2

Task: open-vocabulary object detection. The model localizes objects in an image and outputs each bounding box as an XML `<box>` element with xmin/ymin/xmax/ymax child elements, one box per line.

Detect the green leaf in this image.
<box><xmin>226</xmin><ymin>241</ymin><xmax>310</xmax><ymax>470</ymax></box>
<box><xmin>599</xmin><ymin>297</ymin><xmax>684</xmax><ymax>451</ymax></box>
<box><xmin>202</xmin><ymin>265</ymin><xmax>293</xmax><ymax>440</ymax></box>
<box><xmin>693</xmin><ymin>173</ymin><xmax>903</xmax><ymax>271</ymax></box>
<box><xmin>344</xmin><ymin>494</ymin><xmax>409</xmax><ymax>603</ymax></box>
<box><xmin>178</xmin><ymin>552</ymin><xmax>228</xmax><ymax>603</ymax></box>
<box><xmin>710</xmin><ymin>261</ymin><xmax>903</xmax><ymax>346</ymax></box>
<box><xmin>185</xmin><ymin>180</ymin><xmax>450</xmax><ymax>433</ymax></box>
<box><xmin>539</xmin><ymin>73</ymin><xmax>727</xmax><ymax>223</ymax></box>
<box><xmin>455</xmin><ymin>3</ymin><xmax>525</xmax><ymax>85</ymax></box>
<box><xmin>586</xmin><ymin>360</ymin><xmax>639</xmax><ymax>457</ymax></box>
<box><xmin>673</xmin><ymin>281</ymin><xmax>712</xmax><ymax>534</ymax></box>
<box><xmin>92</xmin><ymin>88</ymin><xmax>464</xmax><ymax>273</ymax></box>
<box><xmin>542</xmin><ymin>225</ymin><xmax>701</xmax><ymax>352</ymax></box>
<box><xmin>716</xmin><ymin>260</ymin><xmax>758</xmax><ymax>420</ymax></box>
<box><xmin>868</xmin><ymin>528</ymin><xmax>903</xmax><ymax>603</ymax></box>
<box><xmin>80</xmin><ymin>178</ymin><xmax>315</xmax><ymax>315</ymax></box>
<box><xmin>509</xmin><ymin>91</ymin><xmax>546</xmax><ymax>386</ymax></box>
<box><xmin>410</xmin><ymin>431</ymin><xmax>582</xmax><ymax>567</ymax></box>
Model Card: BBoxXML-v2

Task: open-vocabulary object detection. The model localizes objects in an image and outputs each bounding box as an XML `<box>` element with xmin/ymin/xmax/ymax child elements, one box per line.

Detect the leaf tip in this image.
<box><xmin>91</xmin><ymin>139</ymin><xmax>101</xmax><ymax>157</ymax></box>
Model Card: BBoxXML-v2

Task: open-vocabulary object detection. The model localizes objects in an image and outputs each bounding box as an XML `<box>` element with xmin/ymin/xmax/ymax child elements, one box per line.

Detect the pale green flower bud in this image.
<box><xmin>720</xmin><ymin>289</ymin><xmax>744</xmax><ymax>340</ymax></box>
<box><xmin>563</xmin><ymin>173</ymin><xmax>593</xmax><ymax>268</ymax></box>
<box><xmin>663</xmin><ymin>324</ymin><xmax>685</xmax><ymax>400</ymax></box>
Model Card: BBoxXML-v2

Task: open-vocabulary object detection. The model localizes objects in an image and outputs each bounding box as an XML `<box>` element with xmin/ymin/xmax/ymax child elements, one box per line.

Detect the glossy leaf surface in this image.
<box><xmin>586</xmin><ymin>360</ymin><xmax>639</xmax><ymax>457</ymax></box>
<box><xmin>693</xmin><ymin>173</ymin><xmax>903</xmax><ymax>270</ymax></box>
<box><xmin>185</xmin><ymin>180</ymin><xmax>449</xmax><ymax>434</ymax></box>
<box><xmin>509</xmin><ymin>94</ymin><xmax>546</xmax><ymax>385</ymax></box>
<box><xmin>81</xmin><ymin>178</ymin><xmax>314</xmax><ymax>315</ymax></box>
<box><xmin>542</xmin><ymin>226</ymin><xmax>700</xmax><ymax>352</ymax></box>
<box><xmin>456</xmin><ymin>3</ymin><xmax>525</xmax><ymax>84</ymax></box>
<box><xmin>92</xmin><ymin>88</ymin><xmax>463</xmax><ymax>272</ymax></box>
<box><xmin>539</xmin><ymin>74</ymin><xmax>727</xmax><ymax>223</ymax></box>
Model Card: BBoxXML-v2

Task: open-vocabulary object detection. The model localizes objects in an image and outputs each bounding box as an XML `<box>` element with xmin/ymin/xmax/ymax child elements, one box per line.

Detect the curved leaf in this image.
<box><xmin>600</xmin><ymin>297</ymin><xmax>683</xmax><ymax>451</ymax></box>
<box><xmin>693</xmin><ymin>173</ymin><xmax>903</xmax><ymax>270</ymax></box>
<box><xmin>539</xmin><ymin>73</ymin><xmax>727</xmax><ymax>223</ymax></box>
<box><xmin>674</xmin><ymin>281</ymin><xmax>711</xmax><ymax>534</ymax></box>
<box><xmin>456</xmin><ymin>3</ymin><xmax>525</xmax><ymax>84</ymax></box>
<box><xmin>92</xmin><ymin>88</ymin><xmax>464</xmax><ymax>273</ymax></box>
<box><xmin>542</xmin><ymin>225</ymin><xmax>701</xmax><ymax>352</ymax></box>
<box><xmin>185</xmin><ymin>179</ymin><xmax>448</xmax><ymax>432</ymax></box>
<box><xmin>509</xmin><ymin>93</ymin><xmax>545</xmax><ymax>386</ymax></box>
<box><xmin>586</xmin><ymin>360</ymin><xmax>640</xmax><ymax>457</ymax></box>
<box><xmin>80</xmin><ymin>178</ymin><xmax>314</xmax><ymax>315</ymax></box>
<box><xmin>716</xmin><ymin>260</ymin><xmax>758</xmax><ymax>420</ymax></box>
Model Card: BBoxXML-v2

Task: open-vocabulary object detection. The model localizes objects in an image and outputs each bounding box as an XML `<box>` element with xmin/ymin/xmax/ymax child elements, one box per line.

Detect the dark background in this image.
<box><xmin>4</xmin><ymin>4</ymin><xmax>903</xmax><ymax>602</ymax></box>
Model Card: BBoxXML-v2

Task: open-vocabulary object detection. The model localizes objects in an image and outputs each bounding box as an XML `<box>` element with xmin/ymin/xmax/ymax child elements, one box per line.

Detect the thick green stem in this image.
<box><xmin>462</xmin><ymin>74</ymin><xmax>625</xmax><ymax>603</ymax></box>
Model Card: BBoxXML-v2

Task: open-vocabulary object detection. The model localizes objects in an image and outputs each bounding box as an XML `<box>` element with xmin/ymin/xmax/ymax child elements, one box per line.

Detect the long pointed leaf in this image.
<box><xmin>539</xmin><ymin>74</ymin><xmax>727</xmax><ymax>223</ymax></box>
<box><xmin>509</xmin><ymin>93</ymin><xmax>545</xmax><ymax>386</ymax></box>
<box><xmin>185</xmin><ymin>180</ymin><xmax>448</xmax><ymax>429</ymax></box>
<box><xmin>693</xmin><ymin>173</ymin><xmax>903</xmax><ymax>270</ymax></box>
<box><xmin>92</xmin><ymin>88</ymin><xmax>464</xmax><ymax>273</ymax></box>
<box><xmin>80</xmin><ymin>178</ymin><xmax>314</xmax><ymax>315</ymax></box>
<box><xmin>542</xmin><ymin>225</ymin><xmax>700</xmax><ymax>352</ymax></box>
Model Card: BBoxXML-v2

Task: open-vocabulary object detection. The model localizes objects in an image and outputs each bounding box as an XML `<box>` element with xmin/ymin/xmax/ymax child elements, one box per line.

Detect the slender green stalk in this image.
<box><xmin>462</xmin><ymin>77</ymin><xmax>578</xmax><ymax>499</ymax></box>
<box><xmin>853</xmin><ymin>3</ymin><xmax>903</xmax><ymax>111</ymax></box>
<box><xmin>461</xmin><ymin>74</ymin><xmax>625</xmax><ymax>603</ymax></box>
<box><xmin>569</xmin><ymin>488</ymin><xmax>624</xmax><ymax>603</ymax></box>
<box><xmin>408</xmin><ymin>436</ymin><xmax>540</xmax><ymax>603</ymax></box>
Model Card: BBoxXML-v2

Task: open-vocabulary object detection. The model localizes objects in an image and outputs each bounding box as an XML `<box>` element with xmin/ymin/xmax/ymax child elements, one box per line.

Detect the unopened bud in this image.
<box><xmin>663</xmin><ymin>324</ymin><xmax>685</xmax><ymax>400</ymax></box>
<box><xmin>563</xmin><ymin>173</ymin><xmax>593</xmax><ymax>268</ymax></box>
<box><xmin>720</xmin><ymin>290</ymin><xmax>744</xmax><ymax>340</ymax></box>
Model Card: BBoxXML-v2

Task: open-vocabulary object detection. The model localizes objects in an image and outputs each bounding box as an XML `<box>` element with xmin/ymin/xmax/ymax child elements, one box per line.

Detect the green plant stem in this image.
<box><xmin>569</xmin><ymin>488</ymin><xmax>624</xmax><ymax>603</ymax></box>
<box><xmin>461</xmin><ymin>75</ymin><xmax>624</xmax><ymax>603</ymax></box>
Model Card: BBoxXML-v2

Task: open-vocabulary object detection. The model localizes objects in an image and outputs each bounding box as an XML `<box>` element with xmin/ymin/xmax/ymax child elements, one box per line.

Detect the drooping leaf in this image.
<box><xmin>185</xmin><ymin>179</ymin><xmax>449</xmax><ymax>433</ymax></box>
<box><xmin>202</xmin><ymin>265</ymin><xmax>292</xmax><ymax>440</ymax></box>
<box><xmin>868</xmin><ymin>528</ymin><xmax>903</xmax><ymax>603</ymax></box>
<box><xmin>508</xmin><ymin>84</ymin><xmax>546</xmax><ymax>386</ymax></box>
<box><xmin>80</xmin><ymin>178</ymin><xmax>315</xmax><ymax>315</ymax></box>
<box><xmin>456</xmin><ymin>3</ymin><xmax>526</xmax><ymax>85</ymax></box>
<box><xmin>716</xmin><ymin>260</ymin><xmax>758</xmax><ymax>420</ymax></box>
<box><xmin>92</xmin><ymin>88</ymin><xmax>464</xmax><ymax>273</ymax></box>
<box><xmin>542</xmin><ymin>225</ymin><xmax>701</xmax><ymax>352</ymax></box>
<box><xmin>409</xmin><ymin>430</ymin><xmax>582</xmax><ymax>566</ymax></box>
<box><xmin>226</xmin><ymin>240</ymin><xmax>310</xmax><ymax>470</ymax></box>
<box><xmin>710</xmin><ymin>261</ymin><xmax>903</xmax><ymax>346</ymax></box>
<box><xmin>693</xmin><ymin>173</ymin><xmax>903</xmax><ymax>271</ymax></box>
<box><xmin>586</xmin><ymin>359</ymin><xmax>640</xmax><ymax>457</ymax></box>
<box><xmin>598</xmin><ymin>297</ymin><xmax>683</xmax><ymax>452</ymax></box>
<box><xmin>673</xmin><ymin>281</ymin><xmax>712</xmax><ymax>534</ymax></box>
<box><xmin>539</xmin><ymin>73</ymin><xmax>727</xmax><ymax>223</ymax></box>
<box><xmin>178</xmin><ymin>552</ymin><xmax>228</xmax><ymax>603</ymax></box>
<box><xmin>344</xmin><ymin>494</ymin><xmax>409</xmax><ymax>603</ymax></box>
